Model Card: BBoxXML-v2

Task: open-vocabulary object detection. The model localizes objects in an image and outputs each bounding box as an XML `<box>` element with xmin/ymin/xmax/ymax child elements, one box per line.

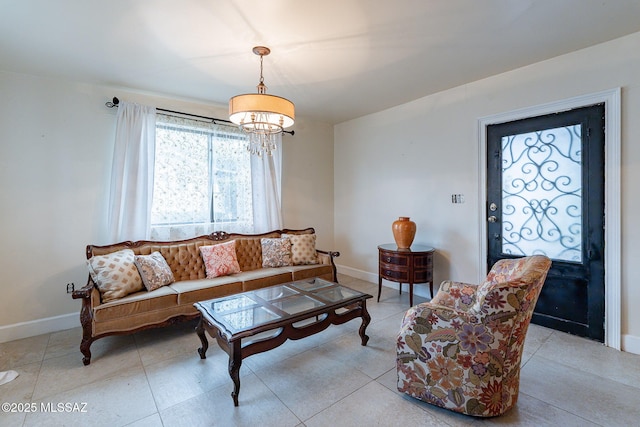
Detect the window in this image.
<box><xmin>150</xmin><ymin>116</ymin><xmax>253</xmax><ymax>239</ymax></box>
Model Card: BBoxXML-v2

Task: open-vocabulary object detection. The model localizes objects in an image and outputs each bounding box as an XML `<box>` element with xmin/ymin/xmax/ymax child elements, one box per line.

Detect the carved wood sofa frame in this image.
<box><xmin>72</xmin><ymin>228</ymin><xmax>339</xmax><ymax>365</ymax></box>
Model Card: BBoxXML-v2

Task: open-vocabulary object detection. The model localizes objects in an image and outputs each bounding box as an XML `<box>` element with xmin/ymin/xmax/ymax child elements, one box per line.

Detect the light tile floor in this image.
<box><xmin>1</xmin><ymin>274</ymin><xmax>639</xmax><ymax>426</ymax></box>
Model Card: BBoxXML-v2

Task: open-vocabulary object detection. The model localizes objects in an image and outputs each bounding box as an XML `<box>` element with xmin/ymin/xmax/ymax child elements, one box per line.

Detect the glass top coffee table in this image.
<box><xmin>194</xmin><ymin>277</ymin><xmax>373</xmax><ymax>406</ymax></box>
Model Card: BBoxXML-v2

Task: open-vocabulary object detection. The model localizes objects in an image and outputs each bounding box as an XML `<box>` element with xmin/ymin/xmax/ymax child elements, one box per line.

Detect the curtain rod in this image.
<box><xmin>105</xmin><ymin>97</ymin><xmax>294</xmax><ymax>136</ymax></box>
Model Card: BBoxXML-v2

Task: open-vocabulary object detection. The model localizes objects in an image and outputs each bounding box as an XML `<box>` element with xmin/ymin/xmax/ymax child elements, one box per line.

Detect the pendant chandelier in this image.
<box><xmin>229</xmin><ymin>46</ymin><xmax>295</xmax><ymax>157</ymax></box>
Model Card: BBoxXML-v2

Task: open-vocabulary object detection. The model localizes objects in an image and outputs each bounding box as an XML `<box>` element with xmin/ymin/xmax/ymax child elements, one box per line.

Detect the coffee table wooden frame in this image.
<box><xmin>194</xmin><ymin>279</ymin><xmax>372</xmax><ymax>406</ymax></box>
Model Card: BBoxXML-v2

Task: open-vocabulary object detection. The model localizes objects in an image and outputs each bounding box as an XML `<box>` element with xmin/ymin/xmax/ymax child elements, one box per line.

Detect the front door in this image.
<box><xmin>486</xmin><ymin>104</ymin><xmax>605</xmax><ymax>341</ymax></box>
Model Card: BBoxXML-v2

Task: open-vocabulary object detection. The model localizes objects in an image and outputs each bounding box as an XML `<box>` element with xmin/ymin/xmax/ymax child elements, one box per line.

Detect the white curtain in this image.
<box><xmin>107</xmin><ymin>101</ymin><xmax>156</xmax><ymax>242</ymax></box>
<box><xmin>251</xmin><ymin>134</ymin><xmax>283</xmax><ymax>233</ymax></box>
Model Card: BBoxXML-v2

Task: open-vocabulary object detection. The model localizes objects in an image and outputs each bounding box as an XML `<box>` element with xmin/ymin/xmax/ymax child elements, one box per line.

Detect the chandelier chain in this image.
<box><xmin>259</xmin><ymin>54</ymin><xmax>265</xmax><ymax>85</ymax></box>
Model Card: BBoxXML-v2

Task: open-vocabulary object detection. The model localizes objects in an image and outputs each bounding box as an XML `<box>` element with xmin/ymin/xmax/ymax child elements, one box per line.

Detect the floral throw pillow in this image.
<box><xmin>282</xmin><ymin>233</ymin><xmax>319</xmax><ymax>265</ymax></box>
<box><xmin>134</xmin><ymin>251</ymin><xmax>175</xmax><ymax>292</ymax></box>
<box><xmin>200</xmin><ymin>241</ymin><xmax>242</xmax><ymax>278</ymax></box>
<box><xmin>87</xmin><ymin>249</ymin><xmax>144</xmax><ymax>303</ymax></box>
<box><xmin>261</xmin><ymin>238</ymin><xmax>292</xmax><ymax>268</ymax></box>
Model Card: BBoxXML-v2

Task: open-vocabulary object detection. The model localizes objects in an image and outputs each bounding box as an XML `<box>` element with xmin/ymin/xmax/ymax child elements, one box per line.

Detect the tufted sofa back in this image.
<box><xmin>87</xmin><ymin>228</ymin><xmax>315</xmax><ymax>282</ymax></box>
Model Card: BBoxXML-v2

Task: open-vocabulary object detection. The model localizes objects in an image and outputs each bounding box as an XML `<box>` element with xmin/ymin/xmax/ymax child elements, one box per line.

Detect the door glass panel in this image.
<box><xmin>501</xmin><ymin>125</ymin><xmax>582</xmax><ymax>262</ymax></box>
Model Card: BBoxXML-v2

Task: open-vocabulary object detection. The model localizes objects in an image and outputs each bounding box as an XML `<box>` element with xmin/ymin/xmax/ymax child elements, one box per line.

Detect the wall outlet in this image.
<box><xmin>66</xmin><ymin>283</ymin><xmax>75</xmax><ymax>293</ymax></box>
<box><xmin>451</xmin><ymin>194</ymin><xmax>465</xmax><ymax>203</ymax></box>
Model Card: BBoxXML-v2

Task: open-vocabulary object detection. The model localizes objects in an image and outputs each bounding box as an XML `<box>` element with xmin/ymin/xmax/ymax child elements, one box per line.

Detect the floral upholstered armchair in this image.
<box><xmin>396</xmin><ymin>255</ymin><xmax>551</xmax><ymax>417</ymax></box>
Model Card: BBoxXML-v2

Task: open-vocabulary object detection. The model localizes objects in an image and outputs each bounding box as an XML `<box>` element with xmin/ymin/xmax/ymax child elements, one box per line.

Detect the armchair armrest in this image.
<box><xmin>430</xmin><ymin>280</ymin><xmax>478</xmax><ymax>312</ymax></box>
<box><xmin>402</xmin><ymin>301</ymin><xmax>475</xmax><ymax>330</ymax></box>
<box><xmin>398</xmin><ymin>301</ymin><xmax>477</xmax><ymax>362</ymax></box>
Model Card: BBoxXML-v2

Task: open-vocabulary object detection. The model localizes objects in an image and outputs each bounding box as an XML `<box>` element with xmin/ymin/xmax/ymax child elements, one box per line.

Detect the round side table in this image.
<box><xmin>378</xmin><ymin>244</ymin><xmax>434</xmax><ymax>306</ymax></box>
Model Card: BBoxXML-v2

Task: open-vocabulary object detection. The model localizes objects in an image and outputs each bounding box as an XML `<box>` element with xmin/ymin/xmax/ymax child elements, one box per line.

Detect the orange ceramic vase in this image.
<box><xmin>392</xmin><ymin>217</ymin><xmax>416</xmax><ymax>249</ymax></box>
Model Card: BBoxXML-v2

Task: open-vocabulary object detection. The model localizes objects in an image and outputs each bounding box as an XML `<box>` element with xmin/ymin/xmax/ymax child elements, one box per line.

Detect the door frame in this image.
<box><xmin>477</xmin><ymin>88</ymin><xmax>621</xmax><ymax>349</ymax></box>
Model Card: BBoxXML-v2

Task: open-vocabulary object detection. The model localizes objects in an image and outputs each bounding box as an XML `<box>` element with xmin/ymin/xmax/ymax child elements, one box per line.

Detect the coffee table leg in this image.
<box><xmin>196</xmin><ymin>317</ymin><xmax>208</xmax><ymax>359</ymax></box>
<box><xmin>359</xmin><ymin>300</ymin><xmax>371</xmax><ymax>346</ymax></box>
<box><xmin>229</xmin><ymin>341</ymin><xmax>242</xmax><ymax>406</ymax></box>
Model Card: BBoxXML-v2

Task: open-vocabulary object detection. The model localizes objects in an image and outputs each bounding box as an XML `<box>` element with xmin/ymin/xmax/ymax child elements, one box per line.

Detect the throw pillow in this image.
<box><xmin>87</xmin><ymin>249</ymin><xmax>144</xmax><ymax>303</ymax></box>
<box><xmin>200</xmin><ymin>240</ymin><xmax>242</xmax><ymax>278</ymax></box>
<box><xmin>261</xmin><ymin>238</ymin><xmax>292</xmax><ymax>268</ymax></box>
<box><xmin>134</xmin><ymin>251</ymin><xmax>175</xmax><ymax>292</ymax></box>
<box><xmin>282</xmin><ymin>233</ymin><xmax>319</xmax><ymax>265</ymax></box>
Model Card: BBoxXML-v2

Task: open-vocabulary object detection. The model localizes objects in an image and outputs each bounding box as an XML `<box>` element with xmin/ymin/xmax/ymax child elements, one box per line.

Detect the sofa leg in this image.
<box><xmin>77</xmin><ymin>298</ymin><xmax>95</xmax><ymax>365</ymax></box>
<box><xmin>80</xmin><ymin>337</ymin><xmax>93</xmax><ymax>365</ymax></box>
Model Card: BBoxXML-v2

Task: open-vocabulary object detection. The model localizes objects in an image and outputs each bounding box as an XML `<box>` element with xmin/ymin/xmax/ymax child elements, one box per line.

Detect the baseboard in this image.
<box><xmin>0</xmin><ymin>313</ymin><xmax>79</xmax><ymax>344</ymax></box>
<box><xmin>336</xmin><ymin>264</ymin><xmax>377</xmax><ymax>283</ymax></box>
<box><xmin>622</xmin><ymin>334</ymin><xmax>640</xmax><ymax>355</ymax></box>
<box><xmin>336</xmin><ymin>264</ymin><xmax>431</xmax><ymax>299</ymax></box>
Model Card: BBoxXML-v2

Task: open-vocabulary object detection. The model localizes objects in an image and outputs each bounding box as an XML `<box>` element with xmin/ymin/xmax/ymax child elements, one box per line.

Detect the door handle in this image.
<box><xmin>488</xmin><ymin>215</ymin><xmax>498</xmax><ymax>223</ymax></box>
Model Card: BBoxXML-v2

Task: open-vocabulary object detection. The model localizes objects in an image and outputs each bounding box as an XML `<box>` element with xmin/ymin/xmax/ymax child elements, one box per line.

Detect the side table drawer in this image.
<box><xmin>413</xmin><ymin>269</ymin><xmax>433</xmax><ymax>283</ymax></box>
<box><xmin>379</xmin><ymin>253</ymin><xmax>408</xmax><ymax>266</ymax></box>
<box><xmin>414</xmin><ymin>254</ymin><xmax>433</xmax><ymax>269</ymax></box>
<box><xmin>380</xmin><ymin>267</ymin><xmax>409</xmax><ymax>281</ymax></box>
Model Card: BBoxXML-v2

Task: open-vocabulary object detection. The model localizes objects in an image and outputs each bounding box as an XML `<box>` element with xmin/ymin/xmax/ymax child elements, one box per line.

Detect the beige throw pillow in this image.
<box><xmin>134</xmin><ymin>251</ymin><xmax>175</xmax><ymax>291</ymax></box>
<box><xmin>87</xmin><ymin>249</ymin><xmax>144</xmax><ymax>303</ymax></box>
<box><xmin>282</xmin><ymin>233</ymin><xmax>319</xmax><ymax>265</ymax></box>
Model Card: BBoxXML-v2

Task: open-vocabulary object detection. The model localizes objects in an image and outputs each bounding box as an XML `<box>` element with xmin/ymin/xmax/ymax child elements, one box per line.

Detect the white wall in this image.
<box><xmin>281</xmin><ymin>118</ymin><xmax>335</xmax><ymax>250</ymax></box>
<box><xmin>334</xmin><ymin>32</ymin><xmax>640</xmax><ymax>353</ymax></box>
<box><xmin>0</xmin><ymin>71</ymin><xmax>334</xmax><ymax>341</ymax></box>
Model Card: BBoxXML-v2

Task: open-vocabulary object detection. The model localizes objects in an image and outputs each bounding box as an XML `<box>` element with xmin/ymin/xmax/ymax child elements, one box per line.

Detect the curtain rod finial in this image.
<box><xmin>106</xmin><ymin>97</ymin><xmax>120</xmax><ymax>109</ymax></box>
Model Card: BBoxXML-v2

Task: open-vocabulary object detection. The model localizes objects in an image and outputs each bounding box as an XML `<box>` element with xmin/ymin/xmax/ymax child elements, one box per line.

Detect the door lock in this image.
<box><xmin>489</xmin><ymin>202</ymin><xmax>497</xmax><ymax>212</ymax></box>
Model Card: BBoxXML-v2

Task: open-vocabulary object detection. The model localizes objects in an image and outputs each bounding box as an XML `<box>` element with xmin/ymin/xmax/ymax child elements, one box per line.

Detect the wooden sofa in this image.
<box><xmin>71</xmin><ymin>228</ymin><xmax>339</xmax><ymax>365</ymax></box>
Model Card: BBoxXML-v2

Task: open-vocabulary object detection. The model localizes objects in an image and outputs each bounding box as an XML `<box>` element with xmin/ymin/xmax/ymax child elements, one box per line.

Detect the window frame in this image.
<box><xmin>150</xmin><ymin>116</ymin><xmax>253</xmax><ymax>230</ymax></box>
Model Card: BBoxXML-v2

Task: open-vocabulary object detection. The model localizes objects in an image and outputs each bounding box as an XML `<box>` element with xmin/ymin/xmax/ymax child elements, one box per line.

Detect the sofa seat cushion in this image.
<box><xmin>283</xmin><ymin>264</ymin><xmax>334</xmax><ymax>281</ymax></box>
<box><xmin>169</xmin><ymin>277</ymin><xmax>243</xmax><ymax>305</ymax></box>
<box><xmin>94</xmin><ymin>286</ymin><xmax>178</xmax><ymax>323</ymax></box>
<box><xmin>237</xmin><ymin>269</ymin><xmax>294</xmax><ymax>291</ymax></box>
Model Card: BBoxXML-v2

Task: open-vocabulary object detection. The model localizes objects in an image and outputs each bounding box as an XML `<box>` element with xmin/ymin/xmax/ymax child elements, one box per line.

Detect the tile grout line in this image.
<box><xmin>131</xmin><ymin>332</ymin><xmax>163</xmax><ymax>427</ymax></box>
<box><xmin>21</xmin><ymin>332</ymin><xmax>53</xmax><ymax>427</ymax></box>
<box><xmin>250</xmin><ymin>368</ymin><xmax>304</xmax><ymax>426</ymax></box>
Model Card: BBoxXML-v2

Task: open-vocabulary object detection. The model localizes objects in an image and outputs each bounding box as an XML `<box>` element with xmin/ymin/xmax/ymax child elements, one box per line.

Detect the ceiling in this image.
<box><xmin>2</xmin><ymin>0</ymin><xmax>640</xmax><ymax>124</ymax></box>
